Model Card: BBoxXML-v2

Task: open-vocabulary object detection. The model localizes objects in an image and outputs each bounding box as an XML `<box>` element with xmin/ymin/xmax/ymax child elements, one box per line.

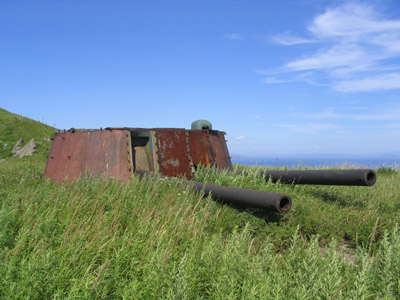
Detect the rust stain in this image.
<box><xmin>188</xmin><ymin>130</ymin><xmax>212</xmax><ymax>168</ymax></box>
<box><xmin>208</xmin><ymin>130</ymin><xmax>233</xmax><ymax>170</ymax></box>
<box><xmin>44</xmin><ymin>130</ymin><xmax>133</xmax><ymax>182</ymax></box>
<box><xmin>44</xmin><ymin>127</ymin><xmax>233</xmax><ymax>182</ymax></box>
<box><xmin>155</xmin><ymin>129</ymin><xmax>193</xmax><ymax>179</ymax></box>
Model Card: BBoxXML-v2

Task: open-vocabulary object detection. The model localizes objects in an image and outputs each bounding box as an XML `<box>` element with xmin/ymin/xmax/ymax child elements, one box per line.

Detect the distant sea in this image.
<box><xmin>231</xmin><ymin>156</ymin><xmax>400</xmax><ymax>169</ymax></box>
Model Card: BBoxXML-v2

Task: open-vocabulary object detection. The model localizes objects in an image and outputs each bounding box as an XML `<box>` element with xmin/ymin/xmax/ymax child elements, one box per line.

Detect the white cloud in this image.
<box><xmin>267</xmin><ymin>2</ymin><xmax>400</xmax><ymax>92</ymax></box>
<box><xmin>284</xmin><ymin>44</ymin><xmax>370</xmax><ymax>72</ymax></box>
<box><xmin>272</xmin><ymin>32</ymin><xmax>314</xmax><ymax>45</ymax></box>
<box><xmin>377</xmin><ymin>122</ymin><xmax>400</xmax><ymax>129</ymax></box>
<box><xmin>293</xmin><ymin>105</ymin><xmax>400</xmax><ymax>121</ymax></box>
<box><xmin>309</xmin><ymin>3</ymin><xmax>400</xmax><ymax>38</ymax></box>
<box><xmin>262</xmin><ymin>77</ymin><xmax>290</xmax><ymax>84</ymax></box>
<box><xmin>277</xmin><ymin>123</ymin><xmax>339</xmax><ymax>134</ymax></box>
<box><xmin>225</xmin><ymin>33</ymin><xmax>243</xmax><ymax>40</ymax></box>
<box><xmin>261</xmin><ymin>71</ymin><xmax>327</xmax><ymax>86</ymax></box>
<box><xmin>236</xmin><ymin>135</ymin><xmax>246</xmax><ymax>140</ymax></box>
<box><xmin>334</xmin><ymin>73</ymin><xmax>400</xmax><ymax>92</ymax></box>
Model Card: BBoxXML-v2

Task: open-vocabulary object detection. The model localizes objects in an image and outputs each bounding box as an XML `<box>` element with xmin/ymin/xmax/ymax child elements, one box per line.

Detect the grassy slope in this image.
<box><xmin>0</xmin><ymin>108</ymin><xmax>55</xmax><ymax>160</ymax></box>
<box><xmin>1</xmin><ymin>108</ymin><xmax>400</xmax><ymax>299</ymax></box>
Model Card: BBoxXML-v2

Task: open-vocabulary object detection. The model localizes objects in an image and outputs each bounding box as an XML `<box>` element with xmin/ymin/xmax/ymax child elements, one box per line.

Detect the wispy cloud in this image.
<box><xmin>265</xmin><ymin>2</ymin><xmax>400</xmax><ymax>92</ymax></box>
<box><xmin>293</xmin><ymin>105</ymin><xmax>400</xmax><ymax>121</ymax></box>
<box><xmin>261</xmin><ymin>71</ymin><xmax>328</xmax><ymax>86</ymax></box>
<box><xmin>272</xmin><ymin>32</ymin><xmax>314</xmax><ymax>45</ymax></box>
<box><xmin>277</xmin><ymin>123</ymin><xmax>340</xmax><ymax>134</ymax></box>
<box><xmin>236</xmin><ymin>135</ymin><xmax>246</xmax><ymax>140</ymax></box>
<box><xmin>377</xmin><ymin>122</ymin><xmax>400</xmax><ymax>129</ymax></box>
<box><xmin>225</xmin><ymin>33</ymin><xmax>243</xmax><ymax>40</ymax></box>
<box><xmin>334</xmin><ymin>73</ymin><xmax>400</xmax><ymax>92</ymax></box>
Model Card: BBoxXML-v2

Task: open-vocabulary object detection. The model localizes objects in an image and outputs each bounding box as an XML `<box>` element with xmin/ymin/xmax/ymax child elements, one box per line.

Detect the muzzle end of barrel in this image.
<box><xmin>365</xmin><ymin>169</ymin><xmax>377</xmax><ymax>186</ymax></box>
<box><xmin>277</xmin><ymin>195</ymin><xmax>292</xmax><ymax>213</ymax></box>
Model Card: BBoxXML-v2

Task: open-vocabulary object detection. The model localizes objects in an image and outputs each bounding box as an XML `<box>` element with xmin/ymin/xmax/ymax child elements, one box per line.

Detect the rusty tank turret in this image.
<box><xmin>44</xmin><ymin>120</ymin><xmax>377</xmax><ymax>213</ymax></box>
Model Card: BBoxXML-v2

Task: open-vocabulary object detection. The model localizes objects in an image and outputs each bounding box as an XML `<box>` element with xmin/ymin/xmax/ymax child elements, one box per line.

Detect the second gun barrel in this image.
<box><xmin>136</xmin><ymin>171</ymin><xmax>292</xmax><ymax>213</ymax></box>
<box><xmin>191</xmin><ymin>181</ymin><xmax>292</xmax><ymax>213</ymax></box>
<box><xmin>259</xmin><ymin>169</ymin><xmax>376</xmax><ymax>186</ymax></box>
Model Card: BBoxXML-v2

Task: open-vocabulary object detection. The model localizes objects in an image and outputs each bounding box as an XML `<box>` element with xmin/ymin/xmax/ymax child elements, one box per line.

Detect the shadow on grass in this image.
<box><xmin>220</xmin><ymin>202</ymin><xmax>286</xmax><ymax>223</ymax></box>
<box><xmin>250</xmin><ymin>209</ymin><xmax>286</xmax><ymax>223</ymax></box>
<box><xmin>307</xmin><ymin>190</ymin><xmax>365</xmax><ymax>208</ymax></box>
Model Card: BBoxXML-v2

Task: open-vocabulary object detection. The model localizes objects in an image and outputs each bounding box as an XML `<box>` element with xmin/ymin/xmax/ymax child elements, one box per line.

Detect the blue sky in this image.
<box><xmin>1</xmin><ymin>0</ymin><xmax>400</xmax><ymax>157</ymax></box>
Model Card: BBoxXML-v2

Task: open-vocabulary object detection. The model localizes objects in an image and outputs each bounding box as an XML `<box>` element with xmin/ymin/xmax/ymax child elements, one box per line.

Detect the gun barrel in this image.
<box><xmin>137</xmin><ymin>171</ymin><xmax>292</xmax><ymax>213</ymax></box>
<box><xmin>191</xmin><ymin>181</ymin><xmax>292</xmax><ymax>213</ymax></box>
<box><xmin>259</xmin><ymin>169</ymin><xmax>376</xmax><ymax>186</ymax></box>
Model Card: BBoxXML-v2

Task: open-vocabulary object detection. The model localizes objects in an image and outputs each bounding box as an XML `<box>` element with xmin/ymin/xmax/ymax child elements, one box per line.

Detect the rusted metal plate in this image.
<box><xmin>155</xmin><ymin>129</ymin><xmax>193</xmax><ymax>179</ymax></box>
<box><xmin>44</xmin><ymin>130</ymin><xmax>133</xmax><ymax>182</ymax></box>
<box><xmin>188</xmin><ymin>130</ymin><xmax>213</xmax><ymax>168</ymax></box>
<box><xmin>208</xmin><ymin>130</ymin><xmax>233</xmax><ymax>170</ymax></box>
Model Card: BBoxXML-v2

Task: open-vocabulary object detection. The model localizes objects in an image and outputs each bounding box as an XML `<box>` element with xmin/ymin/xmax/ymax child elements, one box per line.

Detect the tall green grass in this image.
<box><xmin>1</xmin><ymin>159</ymin><xmax>400</xmax><ymax>299</ymax></box>
<box><xmin>195</xmin><ymin>166</ymin><xmax>400</xmax><ymax>251</ymax></box>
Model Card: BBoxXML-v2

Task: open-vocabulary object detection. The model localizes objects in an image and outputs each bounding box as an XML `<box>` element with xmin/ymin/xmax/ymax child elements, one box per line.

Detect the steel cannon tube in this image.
<box><xmin>191</xmin><ymin>181</ymin><xmax>292</xmax><ymax>213</ymax></box>
<box><xmin>136</xmin><ymin>171</ymin><xmax>292</xmax><ymax>213</ymax></box>
<box><xmin>259</xmin><ymin>169</ymin><xmax>377</xmax><ymax>186</ymax></box>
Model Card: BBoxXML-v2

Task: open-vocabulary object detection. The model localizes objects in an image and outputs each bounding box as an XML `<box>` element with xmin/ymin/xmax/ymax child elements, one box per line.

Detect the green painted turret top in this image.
<box><xmin>191</xmin><ymin>120</ymin><xmax>212</xmax><ymax>130</ymax></box>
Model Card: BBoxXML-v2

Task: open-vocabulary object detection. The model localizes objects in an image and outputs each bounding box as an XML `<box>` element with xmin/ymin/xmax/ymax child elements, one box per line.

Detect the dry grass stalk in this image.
<box><xmin>331</xmin><ymin>280</ymin><xmax>349</xmax><ymax>300</ymax></box>
<box><xmin>91</xmin><ymin>260</ymin><xmax>111</xmax><ymax>292</ymax></box>
<box><xmin>248</xmin><ymin>238</ymin><xmax>255</xmax><ymax>257</ymax></box>
<box><xmin>369</xmin><ymin>217</ymin><xmax>380</xmax><ymax>255</ymax></box>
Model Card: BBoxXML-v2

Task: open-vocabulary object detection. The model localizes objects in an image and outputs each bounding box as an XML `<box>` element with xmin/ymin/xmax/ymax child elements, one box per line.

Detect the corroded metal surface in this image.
<box><xmin>44</xmin><ymin>127</ymin><xmax>233</xmax><ymax>182</ymax></box>
<box><xmin>188</xmin><ymin>130</ymin><xmax>212</xmax><ymax>168</ymax></box>
<box><xmin>155</xmin><ymin>129</ymin><xmax>193</xmax><ymax>179</ymax></box>
<box><xmin>44</xmin><ymin>130</ymin><xmax>133</xmax><ymax>182</ymax></box>
<box><xmin>208</xmin><ymin>130</ymin><xmax>233</xmax><ymax>170</ymax></box>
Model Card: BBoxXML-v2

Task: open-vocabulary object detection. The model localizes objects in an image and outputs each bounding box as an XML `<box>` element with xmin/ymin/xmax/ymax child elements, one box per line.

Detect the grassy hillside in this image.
<box><xmin>1</xmin><ymin>109</ymin><xmax>400</xmax><ymax>299</ymax></box>
<box><xmin>0</xmin><ymin>108</ymin><xmax>55</xmax><ymax>160</ymax></box>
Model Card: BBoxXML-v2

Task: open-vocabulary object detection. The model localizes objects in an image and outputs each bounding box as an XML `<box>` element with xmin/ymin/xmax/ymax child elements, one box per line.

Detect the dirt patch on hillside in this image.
<box><xmin>11</xmin><ymin>138</ymin><xmax>24</xmax><ymax>154</ymax></box>
<box><xmin>12</xmin><ymin>138</ymin><xmax>37</xmax><ymax>158</ymax></box>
